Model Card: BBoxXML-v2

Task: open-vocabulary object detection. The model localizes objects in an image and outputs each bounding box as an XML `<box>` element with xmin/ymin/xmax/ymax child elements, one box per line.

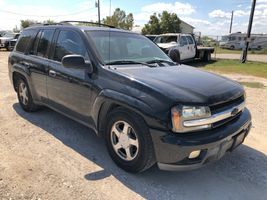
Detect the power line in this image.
<box><xmin>0</xmin><ymin>7</ymin><xmax>95</xmax><ymax>17</ymax></box>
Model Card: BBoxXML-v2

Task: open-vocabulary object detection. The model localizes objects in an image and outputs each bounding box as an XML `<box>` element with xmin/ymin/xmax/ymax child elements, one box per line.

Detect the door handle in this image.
<box><xmin>49</xmin><ymin>70</ymin><xmax>57</xmax><ymax>77</ymax></box>
<box><xmin>21</xmin><ymin>61</ymin><xmax>30</xmax><ymax>68</ymax></box>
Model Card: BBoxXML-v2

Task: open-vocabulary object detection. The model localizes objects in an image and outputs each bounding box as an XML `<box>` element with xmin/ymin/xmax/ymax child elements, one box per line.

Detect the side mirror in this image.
<box><xmin>168</xmin><ymin>49</ymin><xmax>180</xmax><ymax>63</ymax></box>
<box><xmin>62</xmin><ymin>55</ymin><xmax>93</xmax><ymax>74</ymax></box>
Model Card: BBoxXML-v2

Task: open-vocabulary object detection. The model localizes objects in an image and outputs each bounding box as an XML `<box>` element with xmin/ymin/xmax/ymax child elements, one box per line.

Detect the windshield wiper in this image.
<box><xmin>106</xmin><ymin>60</ymin><xmax>156</xmax><ymax>67</ymax></box>
<box><xmin>146</xmin><ymin>59</ymin><xmax>176</xmax><ymax>65</ymax></box>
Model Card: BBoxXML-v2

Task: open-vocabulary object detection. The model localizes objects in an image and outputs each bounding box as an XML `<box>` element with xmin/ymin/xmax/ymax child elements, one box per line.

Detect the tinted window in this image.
<box><xmin>180</xmin><ymin>36</ymin><xmax>188</xmax><ymax>46</ymax></box>
<box><xmin>54</xmin><ymin>30</ymin><xmax>89</xmax><ymax>62</ymax></box>
<box><xmin>36</xmin><ymin>30</ymin><xmax>54</xmax><ymax>58</ymax></box>
<box><xmin>29</xmin><ymin>31</ymin><xmax>42</xmax><ymax>55</ymax></box>
<box><xmin>15</xmin><ymin>30</ymin><xmax>37</xmax><ymax>53</ymax></box>
<box><xmin>229</xmin><ymin>36</ymin><xmax>236</xmax><ymax>41</ymax></box>
<box><xmin>186</xmin><ymin>36</ymin><xmax>194</xmax><ymax>44</ymax></box>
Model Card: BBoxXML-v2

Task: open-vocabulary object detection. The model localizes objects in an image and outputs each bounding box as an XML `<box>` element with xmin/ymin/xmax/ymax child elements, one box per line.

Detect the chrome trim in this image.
<box><xmin>183</xmin><ymin>102</ymin><xmax>245</xmax><ymax>127</ymax></box>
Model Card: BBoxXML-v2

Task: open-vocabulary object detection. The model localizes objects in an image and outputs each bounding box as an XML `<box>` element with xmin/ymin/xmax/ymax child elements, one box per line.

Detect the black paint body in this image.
<box><xmin>8</xmin><ymin>25</ymin><xmax>251</xmax><ymax>169</ymax></box>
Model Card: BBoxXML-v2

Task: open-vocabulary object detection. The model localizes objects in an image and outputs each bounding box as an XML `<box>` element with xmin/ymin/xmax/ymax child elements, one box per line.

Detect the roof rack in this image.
<box><xmin>29</xmin><ymin>22</ymin><xmax>66</xmax><ymax>27</ymax></box>
<box><xmin>60</xmin><ymin>21</ymin><xmax>116</xmax><ymax>28</ymax></box>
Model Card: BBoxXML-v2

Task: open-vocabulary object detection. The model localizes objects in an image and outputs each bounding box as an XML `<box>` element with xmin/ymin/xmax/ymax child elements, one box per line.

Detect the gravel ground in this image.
<box><xmin>212</xmin><ymin>53</ymin><xmax>267</xmax><ymax>62</ymax></box>
<box><xmin>1</xmin><ymin>51</ymin><xmax>267</xmax><ymax>200</ymax></box>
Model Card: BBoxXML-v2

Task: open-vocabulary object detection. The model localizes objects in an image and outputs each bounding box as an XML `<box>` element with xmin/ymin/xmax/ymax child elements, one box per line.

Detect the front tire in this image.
<box><xmin>105</xmin><ymin>108</ymin><xmax>156</xmax><ymax>173</ymax></box>
<box><xmin>16</xmin><ymin>77</ymin><xmax>38</xmax><ymax>112</ymax></box>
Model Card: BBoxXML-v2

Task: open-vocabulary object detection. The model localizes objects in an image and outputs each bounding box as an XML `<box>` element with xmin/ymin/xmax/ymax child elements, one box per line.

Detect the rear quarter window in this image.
<box><xmin>15</xmin><ymin>29</ymin><xmax>38</xmax><ymax>53</ymax></box>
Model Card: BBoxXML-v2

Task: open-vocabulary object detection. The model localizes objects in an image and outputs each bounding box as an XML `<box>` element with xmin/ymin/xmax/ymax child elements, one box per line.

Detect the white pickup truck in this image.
<box><xmin>154</xmin><ymin>33</ymin><xmax>214</xmax><ymax>62</ymax></box>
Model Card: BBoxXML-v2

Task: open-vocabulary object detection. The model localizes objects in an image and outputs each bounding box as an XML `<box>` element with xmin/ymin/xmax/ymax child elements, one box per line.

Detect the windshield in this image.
<box><xmin>86</xmin><ymin>31</ymin><xmax>172</xmax><ymax>64</ymax></box>
<box><xmin>154</xmin><ymin>36</ymin><xmax>178</xmax><ymax>44</ymax></box>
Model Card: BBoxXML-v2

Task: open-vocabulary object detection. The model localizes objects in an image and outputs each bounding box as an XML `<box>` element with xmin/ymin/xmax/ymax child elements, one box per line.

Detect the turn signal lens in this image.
<box><xmin>171</xmin><ymin>107</ymin><xmax>181</xmax><ymax>132</ymax></box>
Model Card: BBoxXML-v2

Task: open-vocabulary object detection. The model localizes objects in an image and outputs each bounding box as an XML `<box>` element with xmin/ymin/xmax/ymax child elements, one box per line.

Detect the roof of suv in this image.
<box><xmin>24</xmin><ymin>24</ymin><xmax>136</xmax><ymax>34</ymax></box>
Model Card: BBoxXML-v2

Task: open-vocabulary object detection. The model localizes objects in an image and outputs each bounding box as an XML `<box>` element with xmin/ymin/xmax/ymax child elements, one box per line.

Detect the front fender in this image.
<box><xmin>92</xmin><ymin>89</ymin><xmax>169</xmax><ymax>136</ymax></box>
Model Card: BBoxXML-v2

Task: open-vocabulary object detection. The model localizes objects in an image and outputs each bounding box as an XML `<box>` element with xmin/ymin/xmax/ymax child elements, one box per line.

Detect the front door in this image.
<box><xmin>178</xmin><ymin>36</ymin><xmax>190</xmax><ymax>60</ymax></box>
<box><xmin>47</xmin><ymin>29</ymin><xmax>93</xmax><ymax>124</ymax></box>
<box><xmin>186</xmin><ymin>35</ymin><xmax>196</xmax><ymax>59</ymax></box>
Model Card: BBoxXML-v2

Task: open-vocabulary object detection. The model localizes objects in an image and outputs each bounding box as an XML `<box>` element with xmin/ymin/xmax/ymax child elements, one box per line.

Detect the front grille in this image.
<box><xmin>210</xmin><ymin>95</ymin><xmax>245</xmax><ymax>114</ymax></box>
<box><xmin>212</xmin><ymin>111</ymin><xmax>242</xmax><ymax>128</ymax></box>
<box><xmin>210</xmin><ymin>95</ymin><xmax>245</xmax><ymax>128</ymax></box>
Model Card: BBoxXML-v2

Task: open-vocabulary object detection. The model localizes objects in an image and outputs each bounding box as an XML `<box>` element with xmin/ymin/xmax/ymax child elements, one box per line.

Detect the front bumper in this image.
<box><xmin>150</xmin><ymin>108</ymin><xmax>251</xmax><ymax>171</ymax></box>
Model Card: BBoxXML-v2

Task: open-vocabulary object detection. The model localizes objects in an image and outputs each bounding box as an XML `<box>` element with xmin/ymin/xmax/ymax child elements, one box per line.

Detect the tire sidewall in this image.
<box><xmin>105</xmin><ymin>109</ymin><xmax>154</xmax><ymax>173</ymax></box>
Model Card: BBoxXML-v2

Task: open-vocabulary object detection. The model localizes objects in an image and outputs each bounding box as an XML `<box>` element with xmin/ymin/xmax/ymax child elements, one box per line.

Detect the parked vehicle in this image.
<box><xmin>250</xmin><ymin>36</ymin><xmax>267</xmax><ymax>50</ymax></box>
<box><xmin>154</xmin><ymin>33</ymin><xmax>214</xmax><ymax>62</ymax></box>
<box><xmin>145</xmin><ymin>35</ymin><xmax>158</xmax><ymax>41</ymax></box>
<box><xmin>6</xmin><ymin>33</ymin><xmax>20</xmax><ymax>51</ymax></box>
<box><xmin>9</xmin><ymin>22</ymin><xmax>251</xmax><ymax>173</ymax></box>
<box><xmin>220</xmin><ymin>32</ymin><xmax>267</xmax><ymax>50</ymax></box>
<box><xmin>0</xmin><ymin>32</ymin><xmax>20</xmax><ymax>50</ymax></box>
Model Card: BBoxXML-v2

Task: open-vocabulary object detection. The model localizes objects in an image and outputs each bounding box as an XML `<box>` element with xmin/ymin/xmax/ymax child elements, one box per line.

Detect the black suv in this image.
<box><xmin>8</xmin><ymin>22</ymin><xmax>251</xmax><ymax>173</ymax></box>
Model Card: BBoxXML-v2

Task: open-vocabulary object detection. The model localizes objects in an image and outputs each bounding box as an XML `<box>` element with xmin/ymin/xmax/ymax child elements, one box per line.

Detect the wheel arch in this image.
<box><xmin>92</xmin><ymin>89</ymin><xmax>155</xmax><ymax>137</ymax></box>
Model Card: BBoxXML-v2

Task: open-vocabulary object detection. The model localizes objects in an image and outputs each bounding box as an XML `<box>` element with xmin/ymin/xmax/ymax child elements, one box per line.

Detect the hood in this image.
<box><xmin>157</xmin><ymin>43</ymin><xmax>177</xmax><ymax>49</ymax></box>
<box><xmin>0</xmin><ymin>37</ymin><xmax>11</xmax><ymax>41</ymax></box>
<box><xmin>113</xmin><ymin>65</ymin><xmax>244</xmax><ymax>106</ymax></box>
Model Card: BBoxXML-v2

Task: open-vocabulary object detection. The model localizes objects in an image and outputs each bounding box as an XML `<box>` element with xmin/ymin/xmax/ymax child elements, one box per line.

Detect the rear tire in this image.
<box><xmin>203</xmin><ymin>52</ymin><xmax>211</xmax><ymax>62</ymax></box>
<box><xmin>7</xmin><ymin>45</ymin><xmax>12</xmax><ymax>51</ymax></box>
<box><xmin>16</xmin><ymin>77</ymin><xmax>39</xmax><ymax>112</ymax></box>
<box><xmin>105</xmin><ymin>107</ymin><xmax>156</xmax><ymax>173</ymax></box>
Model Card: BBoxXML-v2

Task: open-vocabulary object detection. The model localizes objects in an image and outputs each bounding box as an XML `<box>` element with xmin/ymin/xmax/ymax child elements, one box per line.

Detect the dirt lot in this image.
<box><xmin>1</xmin><ymin>51</ymin><xmax>267</xmax><ymax>200</ymax></box>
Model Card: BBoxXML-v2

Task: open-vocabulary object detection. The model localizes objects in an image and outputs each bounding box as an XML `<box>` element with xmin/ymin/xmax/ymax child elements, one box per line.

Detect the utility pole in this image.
<box><xmin>229</xmin><ymin>11</ymin><xmax>234</xmax><ymax>33</ymax></box>
<box><xmin>95</xmin><ymin>0</ymin><xmax>100</xmax><ymax>26</ymax></box>
<box><xmin>241</xmin><ymin>0</ymin><xmax>257</xmax><ymax>63</ymax></box>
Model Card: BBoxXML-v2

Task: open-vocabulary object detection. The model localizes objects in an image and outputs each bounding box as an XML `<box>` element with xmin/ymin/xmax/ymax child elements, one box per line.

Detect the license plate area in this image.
<box><xmin>231</xmin><ymin>131</ymin><xmax>246</xmax><ymax>150</ymax></box>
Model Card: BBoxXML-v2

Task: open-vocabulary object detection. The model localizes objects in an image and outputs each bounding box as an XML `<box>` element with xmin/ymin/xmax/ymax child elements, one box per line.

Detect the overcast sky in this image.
<box><xmin>0</xmin><ymin>0</ymin><xmax>266</xmax><ymax>36</ymax></box>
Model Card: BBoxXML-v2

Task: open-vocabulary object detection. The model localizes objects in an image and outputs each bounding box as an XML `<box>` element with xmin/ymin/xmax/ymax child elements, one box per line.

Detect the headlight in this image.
<box><xmin>171</xmin><ymin>106</ymin><xmax>211</xmax><ymax>133</ymax></box>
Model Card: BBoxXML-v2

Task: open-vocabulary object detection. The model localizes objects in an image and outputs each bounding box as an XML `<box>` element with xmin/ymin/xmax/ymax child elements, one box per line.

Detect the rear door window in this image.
<box><xmin>15</xmin><ymin>29</ymin><xmax>37</xmax><ymax>53</ymax></box>
<box><xmin>36</xmin><ymin>29</ymin><xmax>54</xmax><ymax>58</ymax></box>
<box><xmin>186</xmin><ymin>36</ymin><xmax>194</xmax><ymax>44</ymax></box>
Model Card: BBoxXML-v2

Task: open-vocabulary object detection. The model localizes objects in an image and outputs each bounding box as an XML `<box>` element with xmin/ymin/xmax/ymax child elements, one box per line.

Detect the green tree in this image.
<box><xmin>43</xmin><ymin>19</ymin><xmax>56</xmax><ymax>24</ymax></box>
<box><xmin>141</xmin><ymin>13</ymin><xmax>161</xmax><ymax>35</ymax></box>
<box><xmin>141</xmin><ymin>11</ymin><xmax>181</xmax><ymax>35</ymax></box>
<box><xmin>20</xmin><ymin>20</ymin><xmax>37</xmax><ymax>29</ymax></box>
<box><xmin>160</xmin><ymin>11</ymin><xmax>181</xmax><ymax>33</ymax></box>
<box><xmin>102</xmin><ymin>8</ymin><xmax>134</xmax><ymax>30</ymax></box>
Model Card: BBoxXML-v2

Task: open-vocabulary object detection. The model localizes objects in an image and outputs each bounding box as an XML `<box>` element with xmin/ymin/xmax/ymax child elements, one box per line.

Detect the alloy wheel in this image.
<box><xmin>110</xmin><ymin>120</ymin><xmax>139</xmax><ymax>161</ymax></box>
<box><xmin>18</xmin><ymin>81</ymin><xmax>29</xmax><ymax>106</ymax></box>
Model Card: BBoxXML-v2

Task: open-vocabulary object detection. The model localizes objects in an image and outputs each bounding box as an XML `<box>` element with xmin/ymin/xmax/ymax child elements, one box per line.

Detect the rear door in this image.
<box><xmin>27</xmin><ymin>29</ymin><xmax>55</xmax><ymax>101</ymax></box>
<box><xmin>186</xmin><ymin>35</ymin><xmax>196</xmax><ymax>59</ymax></box>
<box><xmin>46</xmin><ymin>29</ymin><xmax>93</xmax><ymax>124</ymax></box>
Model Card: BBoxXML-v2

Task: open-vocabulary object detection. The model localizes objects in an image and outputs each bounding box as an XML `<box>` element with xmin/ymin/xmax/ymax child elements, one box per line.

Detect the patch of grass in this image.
<box><xmin>189</xmin><ymin>59</ymin><xmax>267</xmax><ymax>79</ymax></box>
<box><xmin>239</xmin><ymin>81</ymin><xmax>265</xmax><ymax>88</ymax></box>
